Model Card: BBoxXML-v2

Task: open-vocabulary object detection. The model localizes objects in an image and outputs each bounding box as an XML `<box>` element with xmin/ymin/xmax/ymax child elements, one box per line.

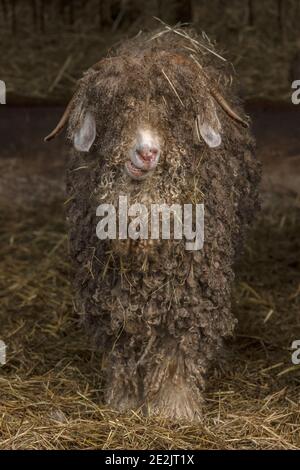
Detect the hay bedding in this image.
<box><xmin>0</xmin><ymin>169</ymin><xmax>299</xmax><ymax>449</ymax></box>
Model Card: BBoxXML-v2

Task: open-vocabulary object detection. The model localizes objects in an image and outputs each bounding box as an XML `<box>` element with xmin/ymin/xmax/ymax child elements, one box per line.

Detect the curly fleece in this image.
<box><xmin>65</xmin><ymin>28</ymin><xmax>261</xmax><ymax>421</ymax></box>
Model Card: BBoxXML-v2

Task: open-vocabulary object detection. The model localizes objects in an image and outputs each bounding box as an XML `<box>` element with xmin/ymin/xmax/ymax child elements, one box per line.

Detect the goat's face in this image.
<box><xmin>69</xmin><ymin>53</ymin><xmax>226</xmax><ymax>185</ymax></box>
<box><xmin>125</xmin><ymin>128</ymin><xmax>161</xmax><ymax>181</ymax></box>
<box><xmin>45</xmin><ymin>51</ymin><xmax>247</xmax><ymax>185</ymax></box>
<box><xmin>73</xmin><ymin>110</ymin><xmax>162</xmax><ymax>182</ymax></box>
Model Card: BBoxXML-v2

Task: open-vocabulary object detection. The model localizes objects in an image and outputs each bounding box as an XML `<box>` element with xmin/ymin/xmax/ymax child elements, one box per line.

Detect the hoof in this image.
<box><xmin>105</xmin><ymin>388</ymin><xmax>140</xmax><ymax>413</ymax></box>
<box><xmin>146</xmin><ymin>380</ymin><xmax>203</xmax><ymax>422</ymax></box>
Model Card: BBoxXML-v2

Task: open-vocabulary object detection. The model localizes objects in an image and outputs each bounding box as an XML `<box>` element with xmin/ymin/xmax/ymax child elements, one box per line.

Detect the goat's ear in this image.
<box><xmin>74</xmin><ymin>111</ymin><xmax>96</xmax><ymax>152</ymax></box>
<box><xmin>198</xmin><ymin>120</ymin><xmax>221</xmax><ymax>148</ymax></box>
<box><xmin>196</xmin><ymin>102</ymin><xmax>222</xmax><ymax>148</ymax></box>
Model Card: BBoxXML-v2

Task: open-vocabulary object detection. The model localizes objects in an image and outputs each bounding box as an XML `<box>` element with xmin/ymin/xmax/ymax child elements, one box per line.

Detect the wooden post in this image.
<box><xmin>11</xmin><ymin>0</ymin><xmax>17</xmax><ymax>33</ymax></box>
<box><xmin>247</xmin><ymin>0</ymin><xmax>254</xmax><ymax>26</ymax></box>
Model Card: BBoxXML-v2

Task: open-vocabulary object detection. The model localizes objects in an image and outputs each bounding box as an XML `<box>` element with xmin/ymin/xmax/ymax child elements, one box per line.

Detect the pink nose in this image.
<box><xmin>136</xmin><ymin>145</ymin><xmax>159</xmax><ymax>162</ymax></box>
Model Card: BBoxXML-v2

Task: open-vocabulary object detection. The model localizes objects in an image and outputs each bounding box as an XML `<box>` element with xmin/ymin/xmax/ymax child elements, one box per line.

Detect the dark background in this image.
<box><xmin>1</xmin><ymin>0</ymin><xmax>300</xmax><ymax>103</ymax></box>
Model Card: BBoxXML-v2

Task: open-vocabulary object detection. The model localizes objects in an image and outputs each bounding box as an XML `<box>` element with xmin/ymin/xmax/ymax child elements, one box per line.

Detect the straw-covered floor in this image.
<box><xmin>0</xmin><ymin>172</ymin><xmax>299</xmax><ymax>449</ymax></box>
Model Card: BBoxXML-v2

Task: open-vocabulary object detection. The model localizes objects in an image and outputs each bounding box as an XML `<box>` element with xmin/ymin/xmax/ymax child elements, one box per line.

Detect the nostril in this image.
<box><xmin>136</xmin><ymin>146</ymin><xmax>159</xmax><ymax>161</ymax></box>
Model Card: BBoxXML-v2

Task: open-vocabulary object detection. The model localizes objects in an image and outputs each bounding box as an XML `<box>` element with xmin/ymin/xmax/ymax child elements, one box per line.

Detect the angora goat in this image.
<box><xmin>45</xmin><ymin>28</ymin><xmax>260</xmax><ymax>421</ymax></box>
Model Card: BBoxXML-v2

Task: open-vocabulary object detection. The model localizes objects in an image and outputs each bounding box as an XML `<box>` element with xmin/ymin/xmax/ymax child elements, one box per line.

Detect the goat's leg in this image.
<box><xmin>143</xmin><ymin>342</ymin><xmax>207</xmax><ymax>422</ymax></box>
<box><xmin>104</xmin><ymin>347</ymin><xmax>142</xmax><ymax>413</ymax></box>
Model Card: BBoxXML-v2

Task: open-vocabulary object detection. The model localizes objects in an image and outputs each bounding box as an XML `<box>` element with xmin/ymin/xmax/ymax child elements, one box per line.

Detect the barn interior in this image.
<box><xmin>0</xmin><ymin>0</ymin><xmax>299</xmax><ymax>450</ymax></box>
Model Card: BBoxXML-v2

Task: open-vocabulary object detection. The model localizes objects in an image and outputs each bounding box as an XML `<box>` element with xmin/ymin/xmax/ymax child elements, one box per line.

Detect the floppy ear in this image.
<box><xmin>74</xmin><ymin>111</ymin><xmax>96</xmax><ymax>152</ymax></box>
<box><xmin>196</xmin><ymin>100</ymin><xmax>222</xmax><ymax>148</ymax></box>
<box><xmin>198</xmin><ymin>119</ymin><xmax>221</xmax><ymax>148</ymax></box>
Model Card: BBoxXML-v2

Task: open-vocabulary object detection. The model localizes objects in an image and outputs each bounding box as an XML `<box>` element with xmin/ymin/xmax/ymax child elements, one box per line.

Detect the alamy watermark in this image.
<box><xmin>291</xmin><ymin>80</ymin><xmax>300</xmax><ymax>104</ymax></box>
<box><xmin>0</xmin><ymin>340</ymin><xmax>6</xmax><ymax>365</ymax></box>
<box><xmin>96</xmin><ymin>195</ymin><xmax>204</xmax><ymax>251</ymax></box>
<box><xmin>291</xmin><ymin>340</ymin><xmax>300</xmax><ymax>365</ymax></box>
<box><xmin>0</xmin><ymin>80</ymin><xmax>6</xmax><ymax>104</ymax></box>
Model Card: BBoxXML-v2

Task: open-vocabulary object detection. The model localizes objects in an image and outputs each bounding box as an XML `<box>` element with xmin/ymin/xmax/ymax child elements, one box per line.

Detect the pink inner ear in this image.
<box><xmin>74</xmin><ymin>111</ymin><xmax>96</xmax><ymax>152</ymax></box>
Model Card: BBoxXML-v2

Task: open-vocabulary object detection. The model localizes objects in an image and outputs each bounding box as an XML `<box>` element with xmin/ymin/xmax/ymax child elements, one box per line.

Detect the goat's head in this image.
<box><xmin>45</xmin><ymin>52</ymin><xmax>248</xmax><ymax>183</ymax></box>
